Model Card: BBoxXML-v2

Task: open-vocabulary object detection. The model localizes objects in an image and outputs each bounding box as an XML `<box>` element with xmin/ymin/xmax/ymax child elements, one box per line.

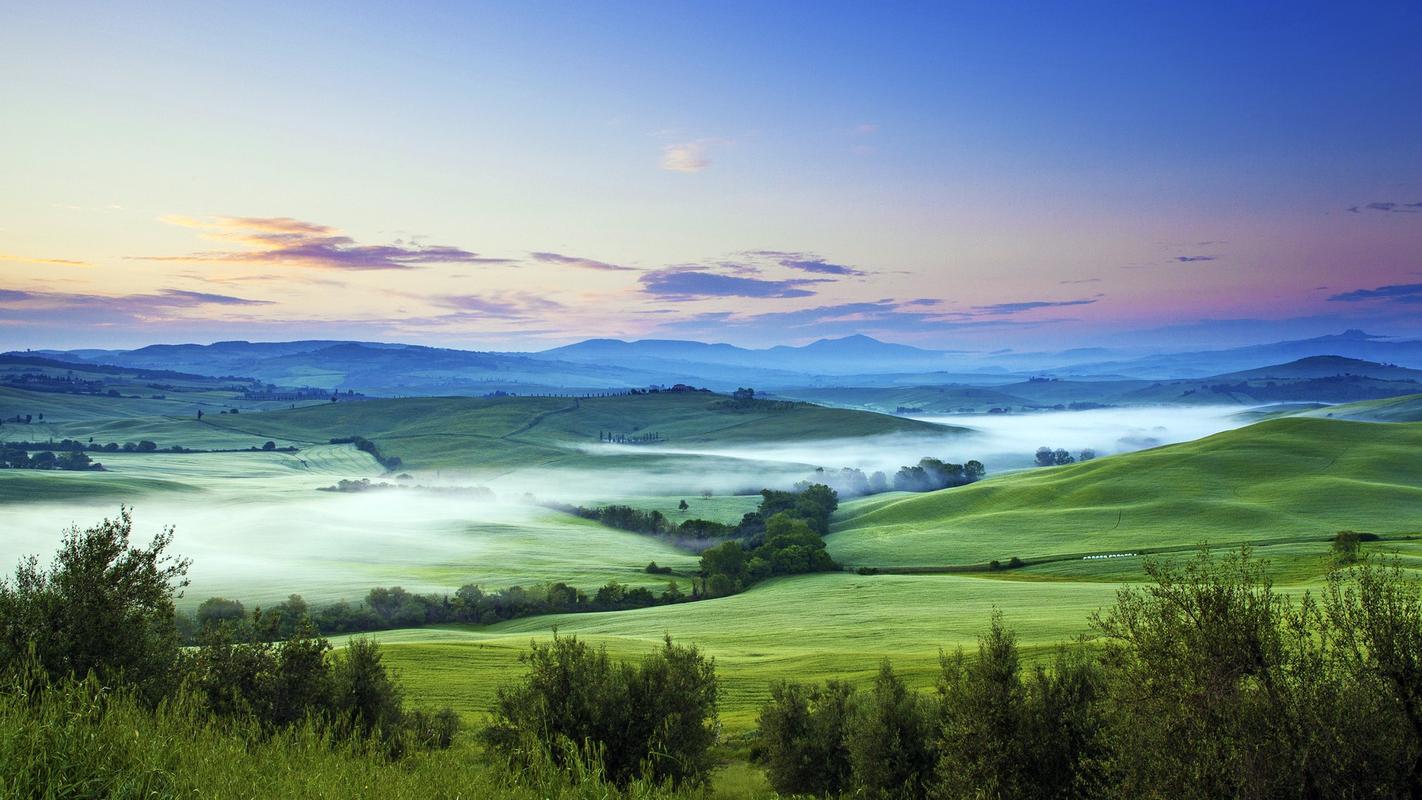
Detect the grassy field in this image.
<box><xmin>1303</xmin><ymin>392</ymin><xmax>1422</xmax><ymax>422</ymax></box>
<box><xmin>341</xmin><ymin>571</ymin><xmax>1124</xmax><ymax>734</ymax></box>
<box><xmin>5</xmin><ymin>388</ymin><xmax>963</xmax><ymax>475</ymax></box>
<box><xmin>827</xmin><ymin>417</ymin><xmax>1422</xmax><ymax>568</ymax></box>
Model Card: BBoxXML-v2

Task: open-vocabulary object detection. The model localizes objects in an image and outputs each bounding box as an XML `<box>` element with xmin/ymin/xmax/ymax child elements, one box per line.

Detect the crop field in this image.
<box><xmin>341</xmin><ymin>570</ymin><xmax>1125</xmax><ymax>732</ymax></box>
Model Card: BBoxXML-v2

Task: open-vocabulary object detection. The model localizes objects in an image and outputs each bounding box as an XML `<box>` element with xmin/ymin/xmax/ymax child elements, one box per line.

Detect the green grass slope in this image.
<box><xmin>828</xmin><ymin>417</ymin><xmax>1422</xmax><ymax>568</ymax></box>
<box><xmin>189</xmin><ymin>392</ymin><xmax>961</xmax><ymax>470</ymax></box>
<box><xmin>1303</xmin><ymin>393</ymin><xmax>1422</xmax><ymax>422</ymax></box>
<box><xmin>344</xmin><ymin>571</ymin><xmax>1122</xmax><ymax>732</ymax></box>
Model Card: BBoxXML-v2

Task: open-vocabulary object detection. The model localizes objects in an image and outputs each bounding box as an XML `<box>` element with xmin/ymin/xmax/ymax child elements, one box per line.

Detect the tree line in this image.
<box><xmin>185</xmin><ymin>576</ymin><xmax>691</xmax><ymax>641</ymax></box>
<box><xmin>755</xmin><ymin>549</ymin><xmax>1422</xmax><ymax>799</ymax></box>
<box><xmin>1035</xmin><ymin>446</ymin><xmax>1096</xmax><ymax>466</ymax></box>
<box><xmin>0</xmin><ymin>510</ymin><xmax>718</xmax><ymax>790</ymax></box>
<box><xmin>329</xmin><ymin>435</ymin><xmax>403</xmax><ymax>471</ymax></box>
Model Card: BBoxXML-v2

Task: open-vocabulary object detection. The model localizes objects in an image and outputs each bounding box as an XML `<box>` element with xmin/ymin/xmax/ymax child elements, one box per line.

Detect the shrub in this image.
<box><xmin>484</xmin><ymin>634</ymin><xmax>718</xmax><ymax>787</ymax></box>
<box><xmin>0</xmin><ymin>507</ymin><xmax>189</xmax><ymax>705</ymax></box>
<box><xmin>757</xmin><ymin>680</ymin><xmax>856</xmax><ymax>797</ymax></box>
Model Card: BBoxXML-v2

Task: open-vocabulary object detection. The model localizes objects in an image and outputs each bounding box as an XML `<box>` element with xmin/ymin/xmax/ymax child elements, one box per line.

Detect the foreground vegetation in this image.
<box><xmin>6</xmin><ymin>509</ymin><xmax>1422</xmax><ymax>798</ymax></box>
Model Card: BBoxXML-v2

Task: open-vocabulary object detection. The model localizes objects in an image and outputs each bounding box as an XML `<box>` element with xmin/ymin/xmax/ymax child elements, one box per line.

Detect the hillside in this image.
<box><xmin>828</xmin><ymin>417</ymin><xmax>1422</xmax><ymax>567</ymax></box>
<box><xmin>1303</xmin><ymin>393</ymin><xmax>1422</xmax><ymax>422</ymax></box>
<box><xmin>7</xmin><ymin>388</ymin><xmax>962</xmax><ymax>474</ymax></box>
<box><xmin>192</xmin><ymin>391</ymin><xmax>961</xmax><ymax>470</ymax></box>
<box><xmin>1069</xmin><ymin>330</ymin><xmax>1422</xmax><ymax>378</ymax></box>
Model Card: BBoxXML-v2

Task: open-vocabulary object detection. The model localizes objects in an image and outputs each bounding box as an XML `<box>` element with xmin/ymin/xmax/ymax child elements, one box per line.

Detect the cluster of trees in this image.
<box><xmin>329</xmin><ymin>436</ymin><xmax>402</xmax><ymax>471</ymax></box>
<box><xmin>2</xmin><ymin>437</ymin><xmax>296</xmax><ymax>458</ymax></box>
<box><xmin>4</xmin><ymin>437</ymin><xmax>157</xmax><ymax>452</ymax></box>
<box><xmin>317</xmin><ymin>477</ymin><xmax>494</xmax><ymax>497</ymax></box>
<box><xmin>814</xmin><ymin>457</ymin><xmax>986</xmax><ymax>497</ymax></box>
<box><xmin>1035</xmin><ymin>447</ymin><xmax>1096</xmax><ymax>466</ymax></box>
<box><xmin>757</xmin><ymin>549</ymin><xmax>1422</xmax><ymax>799</ymax></box>
<box><xmin>183</xmin><ymin>577</ymin><xmax>691</xmax><ymax>641</ymax></box>
<box><xmin>695</xmin><ymin>484</ymin><xmax>841</xmax><ymax>598</ymax></box>
<box><xmin>714</xmin><ymin>387</ymin><xmax>802</xmax><ymax>411</ymax></box>
<box><xmin>0</xmin><ymin>446</ymin><xmax>103</xmax><ymax>470</ymax></box>
<box><xmin>597</xmin><ymin>430</ymin><xmax>663</xmax><ymax>444</ymax></box>
<box><xmin>565</xmin><ymin>485</ymin><xmax>845</xmax><ymax>600</ymax></box>
<box><xmin>0</xmin><ymin>510</ymin><xmax>457</xmax><ymax>758</ymax></box>
<box><xmin>0</xmin><ymin>508</ymin><xmax>724</xmax><ymax>789</ymax></box>
<box><xmin>484</xmin><ymin>634</ymin><xmax>719</xmax><ymax>787</ymax></box>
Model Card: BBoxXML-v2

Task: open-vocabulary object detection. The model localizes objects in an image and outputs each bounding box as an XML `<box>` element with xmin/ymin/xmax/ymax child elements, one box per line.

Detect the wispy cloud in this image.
<box><xmin>1173</xmin><ymin>255</ymin><xmax>1218</xmax><ymax>263</ymax></box>
<box><xmin>0</xmin><ymin>253</ymin><xmax>92</xmax><ymax>268</ymax></box>
<box><xmin>655</xmin><ymin>299</ymin><xmax>1061</xmax><ymax>341</ymax></box>
<box><xmin>971</xmin><ymin>297</ymin><xmax>1101</xmax><ymax>315</ymax></box>
<box><xmin>431</xmin><ymin>292</ymin><xmax>568</xmax><ymax>320</ymax></box>
<box><xmin>1059</xmin><ymin>277</ymin><xmax>1102</xmax><ymax>285</ymax></box>
<box><xmin>140</xmin><ymin>216</ymin><xmax>509</xmax><ymax>270</ymax></box>
<box><xmin>639</xmin><ymin>268</ymin><xmax>827</xmax><ymax>300</ymax></box>
<box><xmin>0</xmin><ymin>288</ymin><xmax>270</xmax><ymax>308</ymax></box>
<box><xmin>744</xmin><ymin>250</ymin><xmax>868</xmax><ymax>277</ymax></box>
<box><xmin>0</xmin><ymin>288</ymin><xmax>272</xmax><ymax>330</ymax></box>
<box><xmin>530</xmin><ymin>251</ymin><xmax>636</xmax><ymax>272</ymax></box>
<box><xmin>660</xmin><ymin>140</ymin><xmax>725</xmax><ymax>173</ymax></box>
<box><xmin>1328</xmin><ymin>282</ymin><xmax>1422</xmax><ymax>303</ymax></box>
<box><xmin>1347</xmin><ymin>201</ymin><xmax>1422</xmax><ymax>214</ymax></box>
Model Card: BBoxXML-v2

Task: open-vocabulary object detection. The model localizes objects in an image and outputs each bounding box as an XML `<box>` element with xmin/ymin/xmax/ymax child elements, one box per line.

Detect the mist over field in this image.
<box><xmin>576</xmin><ymin>405</ymin><xmax>1255</xmax><ymax>478</ymax></box>
<box><xmin>922</xmin><ymin>405</ymin><xmax>1254</xmax><ymax>469</ymax></box>
<box><xmin>0</xmin><ymin>491</ymin><xmax>697</xmax><ymax>608</ymax></box>
<box><xmin>0</xmin><ymin>405</ymin><xmax>1264</xmax><ymax>609</ymax></box>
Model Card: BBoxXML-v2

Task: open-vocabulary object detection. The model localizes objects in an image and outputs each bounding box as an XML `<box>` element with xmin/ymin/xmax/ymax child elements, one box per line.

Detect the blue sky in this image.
<box><xmin>2</xmin><ymin>1</ymin><xmax>1420</xmax><ymax>352</ymax></box>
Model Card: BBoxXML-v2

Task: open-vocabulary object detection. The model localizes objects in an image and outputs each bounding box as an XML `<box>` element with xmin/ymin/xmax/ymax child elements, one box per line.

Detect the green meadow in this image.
<box><xmin>7</xmin><ymin>382</ymin><xmax>1422</xmax><ymax>747</ymax></box>
<box><xmin>829</xmin><ymin>417</ymin><xmax>1422</xmax><ymax>568</ymax></box>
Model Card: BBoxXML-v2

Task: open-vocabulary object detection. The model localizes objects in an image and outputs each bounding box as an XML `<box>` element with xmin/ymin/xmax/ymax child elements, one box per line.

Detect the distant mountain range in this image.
<box><xmin>1060</xmin><ymin>330</ymin><xmax>1422</xmax><ymax>377</ymax></box>
<box><xmin>13</xmin><ymin>330</ymin><xmax>1422</xmax><ymax>397</ymax></box>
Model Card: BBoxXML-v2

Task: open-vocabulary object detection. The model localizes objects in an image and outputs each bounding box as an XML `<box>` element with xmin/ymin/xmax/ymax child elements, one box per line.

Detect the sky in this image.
<box><xmin>2</xmin><ymin>1</ymin><xmax>1420</xmax><ymax>353</ymax></box>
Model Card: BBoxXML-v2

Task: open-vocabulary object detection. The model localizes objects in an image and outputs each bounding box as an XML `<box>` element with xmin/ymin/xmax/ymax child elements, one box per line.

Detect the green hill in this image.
<box><xmin>5</xmin><ymin>388</ymin><xmax>961</xmax><ymax>473</ymax></box>
<box><xmin>1303</xmin><ymin>393</ymin><xmax>1422</xmax><ymax>422</ymax></box>
<box><xmin>828</xmin><ymin>417</ymin><xmax>1422</xmax><ymax>568</ymax></box>
<box><xmin>187</xmin><ymin>391</ymin><xmax>961</xmax><ymax>470</ymax></box>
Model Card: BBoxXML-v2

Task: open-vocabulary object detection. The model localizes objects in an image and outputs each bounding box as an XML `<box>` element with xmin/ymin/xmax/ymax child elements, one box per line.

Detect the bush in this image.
<box><xmin>757</xmin><ymin>680</ymin><xmax>856</xmax><ymax>797</ymax></box>
<box><xmin>847</xmin><ymin>662</ymin><xmax>935</xmax><ymax>799</ymax></box>
<box><xmin>0</xmin><ymin>507</ymin><xmax>189</xmax><ymax>705</ymax></box>
<box><xmin>484</xmin><ymin>634</ymin><xmax>718</xmax><ymax>787</ymax></box>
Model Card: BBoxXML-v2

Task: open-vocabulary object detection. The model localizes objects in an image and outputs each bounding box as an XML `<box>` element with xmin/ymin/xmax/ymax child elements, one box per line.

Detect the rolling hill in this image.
<box><xmin>779</xmin><ymin>356</ymin><xmax>1422</xmax><ymax>414</ymax></box>
<box><xmin>1302</xmin><ymin>392</ymin><xmax>1422</xmax><ymax>422</ymax></box>
<box><xmin>4</xmin><ymin>386</ymin><xmax>963</xmax><ymax>475</ymax></box>
<box><xmin>827</xmin><ymin>416</ymin><xmax>1422</xmax><ymax>568</ymax></box>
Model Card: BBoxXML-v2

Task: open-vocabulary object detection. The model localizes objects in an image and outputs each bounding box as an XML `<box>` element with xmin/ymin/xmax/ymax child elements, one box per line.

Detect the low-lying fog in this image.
<box><xmin>566</xmin><ymin>404</ymin><xmax>1254</xmax><ymax>479</ymax></box>
<box><xmin>0</xmin><ymin>405</ymin><xmax>1261</xmax><ymax>607</ymax></box>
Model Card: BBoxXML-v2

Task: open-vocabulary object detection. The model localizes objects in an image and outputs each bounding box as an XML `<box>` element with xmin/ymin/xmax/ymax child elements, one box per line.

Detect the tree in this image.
<box><xmin>196</xmin><ymin>597</ymin><xmax>246</xmax><ymax>629</ymax></box>
<box><xmin>1078</xmin><ymin>449</ymin><xmax>1096</xmax><ymax>461</ymax></box>
<box><xmin>758</xmin><ymin>680</ymin><xmax>857</xmax><ymax>797</ymax></box>
<box><xmin>847</xmin><ymin>662</ymin><xmax>935</xmax><ymax>799</ymax></box>
<box><xmin>936</xmin><ymin>612</ymin><xmax>1026</xmax><ymax>799</ymax></box>
<box><xmin>262</xmin><ymin>441</ymin><xmax>277</xmax><ymax>451</ymax></box>
<box><xmin>699</xmin><ymin>541</ymin><xmax>746</xmax><ymax>585</ymax></box>
<box><xmin>484</xmin><ymin>634</ymin><xmax>718</xmax><ymax>787</ymax></box>
<box><xmin>0</xmin><ymin>508</ymin><xmax>190</xmax><ymax>704</ymax></box>
<box><xmin>1331</xmin><ymin>530</ymin><xmax>1363</xmax><ymax>564</ymax></box>
<box><xmin>1053</xmin><ymin>448</ymin><xmax>1074</xmax><ymax>465</ymax></box>
<box><xmin>678</xmin><ymin>499</ymin><xmax>689</xmax><ymax>511</ymax></box>
<box><xmin>1035</xmin><ymin>447</ymin><xmax>1056</xmax><ymax>467</ymax></box>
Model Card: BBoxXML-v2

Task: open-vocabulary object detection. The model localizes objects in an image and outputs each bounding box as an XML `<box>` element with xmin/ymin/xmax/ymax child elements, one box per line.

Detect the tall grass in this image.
<box><xmin>0</xmin><ymin>674</ymin><xmax>719</xmax><ymax>800</ymax></box>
